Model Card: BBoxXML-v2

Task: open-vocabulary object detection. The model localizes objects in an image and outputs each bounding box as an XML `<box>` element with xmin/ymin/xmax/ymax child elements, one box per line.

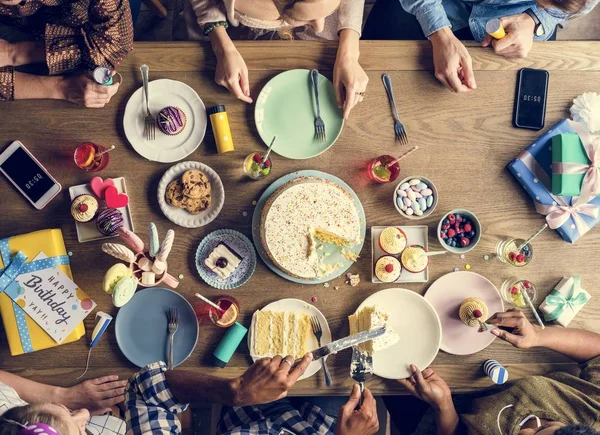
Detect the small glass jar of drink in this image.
<box><xmin>243</xmin><ymin>152</ymin><xmax>272</xmax><ymax>180</ymax></box>
<box><xmin>501</xmin><ymin>278</ymin><xmax>537</xmax><ymax>308</ymax></box>
<box><xmin>367</xmin><ymin>155</ymin><xmax>400</xmax><ymax>183</ymax></box>
<box><xmin>74</xmin><ymin>142</ymin><xmax>110</xmax><ymax>172</ymax></box>
<box><xmin>496</xmin><ymin>237</ymin><xmax>533</xmax><ymax>267</ymax></box>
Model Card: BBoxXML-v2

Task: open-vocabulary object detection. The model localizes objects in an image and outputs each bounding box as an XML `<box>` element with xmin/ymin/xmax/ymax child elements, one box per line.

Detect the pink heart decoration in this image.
<box><xmin>90</xmin><ymin>176</ymin><xmax>115</xmax><ymax>199</ymax></box>
<box><xmin>104</xmin><ymin>186</ymin><xmax>129</xmax><ymax>209</ymax></box>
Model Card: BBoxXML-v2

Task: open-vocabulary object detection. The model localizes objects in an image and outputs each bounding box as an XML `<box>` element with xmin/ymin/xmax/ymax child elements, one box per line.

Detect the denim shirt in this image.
<box><xmin>399</xmin><ymin>0</ymin><xmax>599</xmax><ymax>41</ymax></box>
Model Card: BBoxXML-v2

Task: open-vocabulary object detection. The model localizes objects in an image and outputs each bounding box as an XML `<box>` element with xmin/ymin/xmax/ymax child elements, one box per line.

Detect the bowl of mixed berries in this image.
<box><xmin>437</xmin><ymin>209</ymin><xmax>481</xmax><ymax>254</ymax></box>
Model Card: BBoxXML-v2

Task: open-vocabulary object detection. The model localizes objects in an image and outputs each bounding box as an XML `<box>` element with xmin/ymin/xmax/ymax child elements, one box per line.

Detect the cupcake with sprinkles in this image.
<box><xmin>96</xmin><ymin>208</ymin><xmax>124</xmax><ymax>236</ymax></box>
<box><xmin>157</xmin><ymin>106</ymin><xmax>187</xmax><ymax>136</ymax></box>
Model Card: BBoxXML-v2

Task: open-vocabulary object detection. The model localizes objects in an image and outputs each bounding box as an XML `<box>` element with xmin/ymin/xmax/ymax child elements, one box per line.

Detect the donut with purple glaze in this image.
<box><xmin>96</xmin><ymin>208</ymin><xmax>124</xmax><ymax>236</ymax></box>
<box><xmin>157</xmin><ymin>106</ymin><xmax>187</xmax><ymax>136</ymax></box>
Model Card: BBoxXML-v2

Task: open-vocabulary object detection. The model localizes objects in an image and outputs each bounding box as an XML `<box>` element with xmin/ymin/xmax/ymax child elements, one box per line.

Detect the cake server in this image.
<box><xmin>350</xmin><ymin>347</ymin><xmax>373</xmax><ymax>409</ymax></box>
<box><xmin>309</xmin><ymin>327</ymin><xmax>386</xmax><ymax>361</ymax></box>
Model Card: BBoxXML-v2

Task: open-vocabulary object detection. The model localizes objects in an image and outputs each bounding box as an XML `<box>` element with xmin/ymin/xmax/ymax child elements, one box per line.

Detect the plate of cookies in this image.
<box><xmin>158</xmin><ymin>161</ymin><xmax>224</xmax><ymax>228</ymax></box>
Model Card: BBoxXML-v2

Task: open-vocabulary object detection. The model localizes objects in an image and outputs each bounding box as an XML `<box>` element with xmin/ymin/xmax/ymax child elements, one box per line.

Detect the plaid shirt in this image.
<box><xmin>125</xmin><ymin>362</ymin><xmax>336</xmax><ymax>435</ymax></box>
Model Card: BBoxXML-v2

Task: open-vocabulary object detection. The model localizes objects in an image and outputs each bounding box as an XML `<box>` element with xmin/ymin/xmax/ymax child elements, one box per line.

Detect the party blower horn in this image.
<box><xmin>77</xmin><ymin>311</ymin><xmax>113</xmax><ymax>379</ymax></box>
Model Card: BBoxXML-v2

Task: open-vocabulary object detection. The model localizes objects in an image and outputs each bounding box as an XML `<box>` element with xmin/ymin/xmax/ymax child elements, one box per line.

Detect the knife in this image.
<box><xmin>351</xmin><ymin>347</ymin><xmax>374</xmax><ymax>409</ymax></box>
<box><xmin>310</xmin><ymin>327</ymin><xmax>386</xmax><ymax>361</ymax></box>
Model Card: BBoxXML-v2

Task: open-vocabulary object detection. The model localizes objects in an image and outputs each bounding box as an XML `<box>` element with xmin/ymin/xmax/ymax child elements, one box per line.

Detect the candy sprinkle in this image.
<box><xmin>311</xmin><ymin>296</ymin><xmax>318</xmax><ymax>302</ymax></box>
<box><xmin>460</xmin><ymin>254</ymin><xmax>465</xmax><ymax>260</ymax></box>
<box><xmin>68</xmin><ymin>251</ymin><xmax>73</xmax><ymax>256</ymax></box>
<box><xmin>483</xmin><ymin>254</ymin><xmax>490</xmax><ymax>261</ymax></box>
<box><xmin>323</xmin><ymin>282</ymin><xmax>330</xmax><ymax>288</ymax></box>
<box><xmin>252</xmin><ymin>200</ymin><xmax>257</xmax><ymax>206</ymax></box>
<box><xmin>178</xmin><ymin>274</ymin><xmax>184</xmax><ymax>279</ymax></box>
<box><xmin>453</xmin><ymin>267</ymin><xmax>459</xmax><ymax>272</ymax></box>
<box><xmin>465</xmin><ymin>264</ymin><xmax>471</xmax><ymax>270</ymax></box>
<box><xmin>242</xmin><ymin>211</ymin><xmax>248</xmax><ymax>217</ymax></box>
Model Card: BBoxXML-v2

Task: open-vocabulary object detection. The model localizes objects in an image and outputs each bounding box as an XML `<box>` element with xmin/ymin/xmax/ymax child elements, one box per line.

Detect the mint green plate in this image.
<box><xmin>255</xmin><ymin>69</ymin><xmax>344</xmax><ymax>160</ymax></box>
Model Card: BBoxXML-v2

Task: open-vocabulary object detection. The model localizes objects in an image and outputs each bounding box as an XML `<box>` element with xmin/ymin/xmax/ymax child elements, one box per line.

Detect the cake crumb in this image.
<box><xmin>334</xmin><ymin>286</ymin><xmax>339</xmax><ymax>290</ymax></box>
<box><xmin>346</xmin><ymin>273</ymin><xmax>360</xmax><ymax>287</ymax></box>
<box><xmin>460</xmin><ymin>254</ymin><xmax>465</xmax><ymax>260</ymax></box>
<box><xmin>341</xmin><ymin>249</ymin><xmax>359</xmax><ymax>262</ymax></box>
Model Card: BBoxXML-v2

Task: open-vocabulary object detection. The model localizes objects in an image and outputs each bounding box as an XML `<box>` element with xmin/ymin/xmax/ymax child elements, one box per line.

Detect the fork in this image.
<box><xmin>382</xmin><ymin>73</ymin><xmax>408</xmax><ymax>145</ymax></box>
<box><xmin>310</xmin><ymin>316</ymin><xmax>332</xmax><ymax>387</ymax></box>
<box><xmin>310</xmin><ymin>69</ymin><xmax>327</xmax><ymax>144</ymax></box>
<box><xmin>166</xmin><ymin>307</ymin><xmax>179</xmax><ymax>370</ymax></box>
<box><xmin>140</xmin><ymin>64</ymin><xmax>155</xmax><ymax>141</ymax></box>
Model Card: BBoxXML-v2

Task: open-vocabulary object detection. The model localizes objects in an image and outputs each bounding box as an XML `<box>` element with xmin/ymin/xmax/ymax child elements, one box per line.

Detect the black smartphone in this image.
<box><xmin>513</xmin><ymin>68</ymin><xmax>549</xmax><ymax>131</ymax></box>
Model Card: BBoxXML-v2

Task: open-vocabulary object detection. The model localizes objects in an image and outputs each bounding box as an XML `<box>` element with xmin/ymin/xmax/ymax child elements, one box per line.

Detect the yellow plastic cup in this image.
<box><xmin>486</xmin><ymin>18</ymin><xmax>506</xmax><ymax>39</ymax></box>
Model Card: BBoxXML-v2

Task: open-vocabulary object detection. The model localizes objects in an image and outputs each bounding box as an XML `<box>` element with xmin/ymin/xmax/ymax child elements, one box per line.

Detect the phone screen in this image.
<box><xmin>0</xmin><ymin>146</ymin><xmax>56</xmax><ymax>203</ymax></box>
<box><xmin>516</xmin><ymin>68</ymin><xmax>548</xmax><ymax>130</ymax></box>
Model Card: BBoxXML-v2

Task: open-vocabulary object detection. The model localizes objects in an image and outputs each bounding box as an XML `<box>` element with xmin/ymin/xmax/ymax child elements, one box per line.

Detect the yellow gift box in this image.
<box><xmin>0</xmin><ymin>229</ymin><xmax>85</xmax><ymax>355</ymax></box>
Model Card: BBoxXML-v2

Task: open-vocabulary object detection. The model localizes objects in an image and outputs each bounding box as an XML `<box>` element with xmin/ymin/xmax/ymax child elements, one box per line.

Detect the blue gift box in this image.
<box><xmin>507</xmin><ymin>119</ymin><xmax>600</xmax><ymax>243</ymax></box>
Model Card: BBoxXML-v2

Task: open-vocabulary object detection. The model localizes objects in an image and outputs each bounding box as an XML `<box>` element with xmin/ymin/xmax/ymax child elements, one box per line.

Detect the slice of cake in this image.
<box><xmin>251</xmin><ymin>310</ymin><xmax>312</xmax><ymax>359</ymax></box>
<box><xmin>204</xmin><ymin>243</ymin><xmax>243</xmax><ymax>279</ymax></box>
<box><xmin>348</xmin><ymin>305</ymin><xmax>400</xmax><ymax>354</ymax></box>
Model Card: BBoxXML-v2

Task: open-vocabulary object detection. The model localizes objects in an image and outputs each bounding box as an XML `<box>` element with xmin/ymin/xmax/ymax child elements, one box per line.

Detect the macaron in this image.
<box><xmin>103</xmin><ymin>263</ymin><xmax>132</xmax><ymax>294</ymax></box>
<box><xmin>112</xmin><ymin>276</ymin><xmax>137</xmax><ymax>307</ymax></box>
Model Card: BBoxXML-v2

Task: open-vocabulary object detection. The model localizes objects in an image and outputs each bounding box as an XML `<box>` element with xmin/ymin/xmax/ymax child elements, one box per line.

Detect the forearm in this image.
<box><xmin>536</xmin><ymin>327</ymin><xmax>600</xmax><ymax>363</ymax></box>
<box><xmin>0</xmin><ymin>370</ymin><xmax>64</xmax><ymax>405</ymax></box>
<box><xmin>337</xmin><ymin>29</ymin><xmax>360</xmax><ymax>62</ymax></box>
<box><xmin>165</xmin><ymin>370</ymin><xmax>237</xmax><ymax>406</ymax></box>
<box><xmin>12</xmin><ymin>41</ymin><xmax>45</xmax><ymax>66</ymax></box>
<box><xmin>14</xmin><ymin>72</ymin><xmax>64</xmax><ymax>100</ymax></box>
<box><xmin>209</xmin><ymin>26</ymin><xmax>236</xmax><ymax>57</ymax></box>
<box><xmin>434</xmin><ymin>402</ymin><xmax>461</xmax><ymax>435</ymax></box>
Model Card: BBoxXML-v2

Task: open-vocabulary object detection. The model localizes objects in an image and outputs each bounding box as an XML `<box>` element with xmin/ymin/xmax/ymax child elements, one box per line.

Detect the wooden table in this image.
<box><xmin>1</xmin><ymin>41</ymin><xmax>600</xmax><ymax>395</ymax></box>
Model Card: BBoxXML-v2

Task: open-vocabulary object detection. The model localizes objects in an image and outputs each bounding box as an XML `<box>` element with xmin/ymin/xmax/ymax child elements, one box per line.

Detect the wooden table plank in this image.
<box><xmin>119</xmin><ymin>41</ymin><xmax>600</xmax><ymax>73</ymax></box>
<box><xmin>0</xmin><ymin>42</ymin><xmax>598</xmax><ymax>395</ymax></box>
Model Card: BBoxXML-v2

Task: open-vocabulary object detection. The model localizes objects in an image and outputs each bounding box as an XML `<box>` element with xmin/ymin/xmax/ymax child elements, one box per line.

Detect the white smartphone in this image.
<box><xmin>0</xmin><ymin>141</ymin><xmax>62</xmax><ymax>210</ymax></box>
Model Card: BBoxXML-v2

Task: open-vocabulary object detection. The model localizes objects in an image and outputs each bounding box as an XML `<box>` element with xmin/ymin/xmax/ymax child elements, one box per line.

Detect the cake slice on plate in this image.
<box><xmin>204</xmin><ymin>242</ymin><xmax>243</xmax><ymax>279</ymax></box>
<box><xmin>250</xmin><ymin>310</ymin><xmax>312</xmax><ymax>359</ymax></box>
<box><xmin>348</xmin><ymin>305</ymin><xmax>400</xmax><ymax>354</ymax></box>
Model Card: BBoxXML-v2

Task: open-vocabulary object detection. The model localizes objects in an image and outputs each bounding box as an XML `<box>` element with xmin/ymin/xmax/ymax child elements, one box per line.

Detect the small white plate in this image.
<box><xmin>356</xmin><ymin>288</ymin><xmax>442</xmax><ymax>379</ymax></box>
<box><xmin>157</xmin><ymin>161</ymin><xmax>224</xmax><ymax>228</ymax></box>
<box><xmin>68</xmin><ymin>177</ymin><xmax>134</xmax><ymax>243</ymax></box>
<box><xmin>248</xmin><ymin>298</ymin><xmax>332</xmax><ymax>381</ymax></box>
<box><xmin>371</xmin><ymin>226</ymin><xmax>429</xmax><ymax>283</ymax></box>
<box><xmin>123</xmin><ymin>79</ymin><xmax>207</xmax><ymax>163</ymax></box>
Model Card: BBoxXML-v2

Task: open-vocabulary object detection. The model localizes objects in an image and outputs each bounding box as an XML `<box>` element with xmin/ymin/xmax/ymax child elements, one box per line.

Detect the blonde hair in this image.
<box><xmin>0</xmin><ymin>404</ymin><xmax>69</xmax><ymax>435</ymax></box>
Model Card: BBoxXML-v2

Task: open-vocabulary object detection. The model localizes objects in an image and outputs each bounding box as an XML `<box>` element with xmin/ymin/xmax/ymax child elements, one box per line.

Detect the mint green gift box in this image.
<box><xmin>551</xmin><ymin>133</ymin><xmax>600</xmax><ymax>196</ymax></box>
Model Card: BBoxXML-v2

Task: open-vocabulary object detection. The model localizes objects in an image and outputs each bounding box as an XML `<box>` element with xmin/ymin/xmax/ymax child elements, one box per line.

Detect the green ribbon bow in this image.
<box><xmin>543</xmin><ymin>276</ymin><xmax>590</xmax><ymax>322</ymax></box>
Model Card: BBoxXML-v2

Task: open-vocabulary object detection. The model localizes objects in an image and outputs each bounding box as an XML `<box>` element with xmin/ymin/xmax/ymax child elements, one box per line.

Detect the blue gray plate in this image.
<box><xmin>115</xmin><ymin>287</ymin><xmax>199</xmax><ymax>368</ymax></box>
<box><xmin>195</xmin><ymin>229</ymin><xmax>257</xmax><ymax>289</ymax></box>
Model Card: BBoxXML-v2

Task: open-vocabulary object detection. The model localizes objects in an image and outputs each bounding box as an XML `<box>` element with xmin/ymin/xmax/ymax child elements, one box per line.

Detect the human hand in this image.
<box><xmin>231</xmin><ymin>354</ymin><xmax>312</xmax><ymax>406</ymax></box>
<box><xmin>398</xmin><ymin>364</ymin><xmax>452</xmax><ymax>410</ymax></box>
<box><xmin>430</xmin><ymin>27</ymin><xmax>476</xmax><ymax>93</ymax></box>
<box><xmin>60</xmin><ymin>375</ymin><xmax>126</xmax><ymax>415</ymax></box>
<box><xmin>334</xmin><ymin>30</ymin><xmax>369</xmax><ymax>120</ymax></box>
<box><xmin>214</xmin><ymin>47</ymin><xmax>252</xmax><ymax>104</ymax></box>
<box><xmin>481</xmin><ymin>14</ymin><xmax>535</xmax><ymax>58</ymax></box>
<box><xmin>335</xmin><ymin>384</ymin><xmax>379</xmax><ymax>435</ymax></box>
<box><xmin>488</xmin><ymin>308</ymin><xmax>541</xmax><ymax>349</ymax></box>
<box><xmin>59</xmin><ymin>72</ymin><xmax>120</xmax><ymax>108</ymax></box>
<box><xmin>0</xmin><ymin>39</ymin><xmax>14</xmax><ymax>68</ymax></box>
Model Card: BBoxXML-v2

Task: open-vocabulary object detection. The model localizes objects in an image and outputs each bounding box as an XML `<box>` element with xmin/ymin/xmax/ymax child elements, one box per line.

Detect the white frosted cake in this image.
<box><xmin>348</xmin><ymin>305</ymin><xmax>400</xmax><ymax>354</ymax></box>
<box><xmin>250</xmin><ymin>310</ymin><xmax>311</xmax><ymax>359</ymax></box>
<box><xmin>260</xmin><ymin>177</ymin><xmax>362</xmax><ymax>279</ymax></box>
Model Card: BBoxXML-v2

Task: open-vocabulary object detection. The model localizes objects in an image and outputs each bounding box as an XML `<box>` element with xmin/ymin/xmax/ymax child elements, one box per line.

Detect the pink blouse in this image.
<box><xmin>185</xmin><ymin>0</ymin><xmax>364</xmax><ymax>41</ymax></box>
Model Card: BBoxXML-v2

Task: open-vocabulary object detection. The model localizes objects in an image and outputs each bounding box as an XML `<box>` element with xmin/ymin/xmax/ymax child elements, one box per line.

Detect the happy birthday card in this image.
<box><xmin>4</xmin><ymin>252</ymin><xmax>96</xmax><ymax>343</ymax></box>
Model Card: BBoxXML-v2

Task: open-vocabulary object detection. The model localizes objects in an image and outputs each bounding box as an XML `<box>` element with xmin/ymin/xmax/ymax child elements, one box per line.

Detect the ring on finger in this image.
<box><xmin>281</xmin><ymin>358</ymin><xmax>293</xmax><ymax>367</ymax></box>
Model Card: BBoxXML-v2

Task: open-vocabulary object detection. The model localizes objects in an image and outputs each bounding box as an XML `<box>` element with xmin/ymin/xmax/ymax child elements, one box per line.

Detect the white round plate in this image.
<box><xmin>356</xmin><ymin>288</ymin><xmax>442</xmax><ymax>379</ymax></box>
<box><xmin>157</xmin><ymin>161</ymin><xmax>225</xmax><ymax>228</ymax></box>
<box><xmin>424</xmin><ymin>271</ymin><xmax>504</xmax><ymax>356</ymax></box>
<box><xmin>124</xmin><ymin>79</ymin><xmax>207</xmax><ymax>163</ymax></box>
<box><xmin>248</xmin><ymin>298</ymin><xmax>332</xmax><ymax>380</ymax></box>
